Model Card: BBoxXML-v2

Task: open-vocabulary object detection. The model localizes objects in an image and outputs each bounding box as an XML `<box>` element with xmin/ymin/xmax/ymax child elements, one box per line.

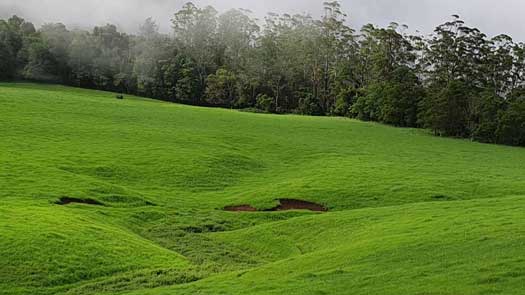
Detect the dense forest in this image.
<box><xmin>2</xmin><ymin>1</ymin><xmax>525</xmax><ymax>146</ymax></box>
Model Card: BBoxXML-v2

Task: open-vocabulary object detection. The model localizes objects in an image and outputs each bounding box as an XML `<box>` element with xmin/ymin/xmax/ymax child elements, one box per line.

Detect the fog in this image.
<box><xmin>1</xmin><ymin>0</ymin><xmax>524</xmax><ymax>40</ymax></box>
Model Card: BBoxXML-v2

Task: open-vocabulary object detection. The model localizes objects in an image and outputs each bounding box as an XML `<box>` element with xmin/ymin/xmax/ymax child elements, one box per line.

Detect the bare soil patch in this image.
<box><xmin>267</xmin><ymin>199</ymin><xmax>327</xmax><ymax>212</ymax></box>
<box><xmin>224</xmin><ymin>204</ymin><xmax>257</xmax><ymax>212</ymax></box>
<box><xmin>224</xmin><ymin>199</ymin><xmax>327</xmax><ymax>212</ymax></box>
<box><xmin>55</xmin><ymin>197</ymin><xmax>104</xmax><ymax>206</ymax></box>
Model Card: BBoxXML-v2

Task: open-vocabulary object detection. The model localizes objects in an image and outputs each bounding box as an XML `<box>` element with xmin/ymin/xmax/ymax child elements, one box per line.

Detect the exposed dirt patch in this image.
<box><xmin>55</xmin><ymin>197</ymin><xmax>104</xmax><ymax>206</ymax></box>
<box><xmin>431</xmin><ymin>194</ymin><xmax>455</xmax><ymax>201</ymax></box>
<box><xmin>99</xmin><ymin>195</ymin><xmax>157</xmax><ymax>207</ymax></box>
<box><xmin>267</xmin><ymin>199</ymin><xmax>327</xmax><ymax>212</ymax></box>
<box><xmin>224</xmin><ymin>205</ymin><xmax>257</xmax><ymax>212</ymax></box>
<box><xmin>224</xmin><ymin>199</ymin><xmax>327</xmax><ymax>212</ymax></box>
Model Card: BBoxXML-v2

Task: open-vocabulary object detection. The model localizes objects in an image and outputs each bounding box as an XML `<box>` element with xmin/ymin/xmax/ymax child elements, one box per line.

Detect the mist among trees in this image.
<box><xmin>2</xmin><ymin>1</ymin><xmax>525</xmax><ymax>146</ymax></box>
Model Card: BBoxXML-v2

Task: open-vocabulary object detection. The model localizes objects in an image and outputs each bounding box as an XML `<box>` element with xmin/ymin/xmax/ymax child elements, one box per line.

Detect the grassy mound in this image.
<box><xmin>1</xmin><ymin>83</ymin><xmax>524</xmax><ymax>294</ymax></box>
<box><xmin>128</xmin><ymin>196</ymin><xmax>525</xmax><ymax>295</ymax></box>
<box><xmin>0</xmin><ymin>202</ymin><xmax>189</xmax><ymax>295</ymax></box>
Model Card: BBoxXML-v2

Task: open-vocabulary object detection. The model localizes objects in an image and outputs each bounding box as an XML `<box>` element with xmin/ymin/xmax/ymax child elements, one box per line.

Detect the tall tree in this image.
<box><xmin>172</xmin><ymin>2</ymin><xmax>219</xmax><ymax>100</ymax></box>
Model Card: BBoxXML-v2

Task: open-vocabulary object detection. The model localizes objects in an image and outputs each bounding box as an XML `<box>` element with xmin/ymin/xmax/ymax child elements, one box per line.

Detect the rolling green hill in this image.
<box><xmin>1</xmin><ymin>83</ymin><xmax>524</xmax><ymax>295</ymax></box>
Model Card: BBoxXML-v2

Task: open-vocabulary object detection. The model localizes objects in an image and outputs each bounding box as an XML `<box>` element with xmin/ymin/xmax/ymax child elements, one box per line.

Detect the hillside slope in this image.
<box><xmin>128</xmin><ymin>196</ymin><xmax>525</xmax><ymax>295</ymax></box>
<box><xmin>0</xmin><ymin>83</ymin><xmax>524</xmax><ymax>294</ymax></box>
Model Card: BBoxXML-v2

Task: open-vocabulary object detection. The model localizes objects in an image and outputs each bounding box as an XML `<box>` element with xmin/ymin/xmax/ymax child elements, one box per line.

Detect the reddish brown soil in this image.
<box><xmin>55</xmin><ymin>197</ymin><xmax>104</xmax><ymax>206</ymax></box>
<box><xmin>224</xmin><ymin>199</ymin><xmax>327</xmax><ymax>212</ymax></box>
<box><xmin>268</xmin><ymin>199</ymin><xmax>327</xmax><ymax>212</ymax></box>
<box><xmin>224</xmin><ymin>204</ymin><xmax>257</xmax><ymax>212</ymax></box>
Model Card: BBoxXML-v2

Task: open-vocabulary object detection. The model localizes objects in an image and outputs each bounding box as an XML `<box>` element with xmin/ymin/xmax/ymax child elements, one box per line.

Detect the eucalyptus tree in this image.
<box><xmin>352</xmin><ymin>22</ymin><xmax>423</xmax><ymax>126</ymax></box>
<box><xmin>40</xmin><ymin>23</ymin><xmax>72</xmax><ymax>81</ymax></box>
<box><xmin>67</xmin><ymin>30</ymin><xmax>98</xmax><ymax>87</ymax></box>
<box><xmin>20</xmin><ymin>36</ymin><xmax>58</xmax><ymax>81</ymax></box>
<box><xmin>0</xmin><ymin>15</ymin><xmax>40</xmax><ymax>79</ymax></box>
<box><xmin>0</xmin><ymin>19</ymin><xmax>17</xmax><ymax>79</ymax></box>
<box><xmin>420</xmin><ymin>16</ymin><xmax>489</xmax><ymax>137</ymax></box>
<box><xmin>211</xmin><ymin>9</ymin><xmax>259</xmax><ymax>107</ymax></box>
<box><xmin>496</xmin><ymin>98</ymin><xmax>525</xmax><ymax>146</ymax></box>
<box><xmin>317</xmin><ymin>1</ymin><xmax>355</xmax><ymax>113</ymax></box>
<box><xmin>172</xmin><ymin>2</ymin><xmax>220</xmax><ymax>100</ymax></box>
<box><xmin>205</xmin><ymin>68</ymin><xmax>238</xmax><ymax>106</ymax></box>
<box><xmin>217</xmin><ymin>9</ymin><xmax>259</xmax><ymax>72</ymax></box>
<box><xmin>133</xmin><ymin>18</ymin><xmax>174</xmax><ymax>98</ymax></box>
<box><xmin>92</xmin><ymin>24</ymin><xmax>132</xmax><ymax>92</ymax></box>
<box><xmin>256</xmin><ymin>12</ymin><xmax>295</xmax><ymax>112</ymax></box>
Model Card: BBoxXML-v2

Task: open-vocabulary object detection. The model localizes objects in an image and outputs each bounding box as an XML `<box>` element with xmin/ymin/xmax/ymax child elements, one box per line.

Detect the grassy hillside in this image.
<box><xmin>1</xmin><ymin>83</ymin><xmax>524</xmax><ymax>294</ymax></box>
<box><xmin>128</xmin><ymin>196</ymin><xmax>525</xmax><ymax>295</ymax></box>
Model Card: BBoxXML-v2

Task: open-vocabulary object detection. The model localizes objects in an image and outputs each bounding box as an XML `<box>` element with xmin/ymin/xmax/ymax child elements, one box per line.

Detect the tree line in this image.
<box><xmin>2</xmin><ymin>2</ymin><xmax>525</xmax><ymax>146</ymax></box>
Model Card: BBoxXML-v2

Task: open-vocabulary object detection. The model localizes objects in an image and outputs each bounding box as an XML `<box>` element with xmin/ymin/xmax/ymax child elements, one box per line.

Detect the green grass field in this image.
<box><xmin>1</xmin><ymin>83</ymin><xmax>524</xmax><ymax>295</ymax></box>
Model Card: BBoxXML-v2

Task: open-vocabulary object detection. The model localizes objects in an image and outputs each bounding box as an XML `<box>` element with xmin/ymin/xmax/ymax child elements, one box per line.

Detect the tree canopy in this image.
<box><xmin>2</xmin><ymin>2</ymin><xmax>525</xmax><ymax>146</ymax></box>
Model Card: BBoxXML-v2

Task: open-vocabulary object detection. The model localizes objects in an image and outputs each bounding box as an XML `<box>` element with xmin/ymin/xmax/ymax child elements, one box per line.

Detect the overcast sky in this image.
<box><xmin>1</xmin><ymin>0</ymin><xmax>524</xmax><ymax>40</ymax></box>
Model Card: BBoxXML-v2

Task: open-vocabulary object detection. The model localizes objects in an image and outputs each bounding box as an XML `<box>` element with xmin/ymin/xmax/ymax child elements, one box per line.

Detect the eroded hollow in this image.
<box><xmin>55</xmin><ymin>197</ymin><xmax>104</xmax><ymax>206</ymax></box>
<box><xmin>224</xmin><ymin>199</ymin><xmax>327</xmax><ymax>212</ymax></box>
<box><xmin>267</xmin><ymin>199</ymin><xmax>327</xmax><ymax>212</ymax></box>
<box><xmin>224</xmin><ymin>205</ymin><xmax>257</xmax><ymax>212</ymax></box>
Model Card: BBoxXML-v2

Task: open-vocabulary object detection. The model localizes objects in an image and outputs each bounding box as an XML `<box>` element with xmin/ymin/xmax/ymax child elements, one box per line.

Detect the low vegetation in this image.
<box><xmin>1</xmin><ymin>83</ymin><xmax>524</xmax><ymax>294</ymax></box>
